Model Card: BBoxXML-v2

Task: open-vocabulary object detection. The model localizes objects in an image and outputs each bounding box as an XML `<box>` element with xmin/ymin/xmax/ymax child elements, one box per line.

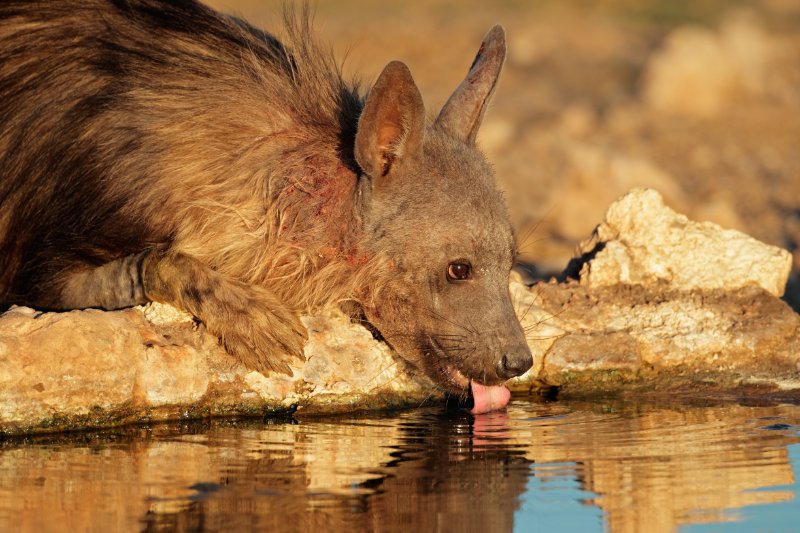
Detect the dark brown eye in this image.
<box><xmin>446</xmin><ymin>262</ymin><xmax>471</xmax><ymax>281</ymax></box>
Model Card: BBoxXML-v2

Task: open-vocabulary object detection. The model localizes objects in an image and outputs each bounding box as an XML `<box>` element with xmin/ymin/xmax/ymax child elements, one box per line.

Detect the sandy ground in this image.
<box><xmin>207</xmin><ymin>0</ymin><xmax>800</xmax><ymax>307</ymax></box>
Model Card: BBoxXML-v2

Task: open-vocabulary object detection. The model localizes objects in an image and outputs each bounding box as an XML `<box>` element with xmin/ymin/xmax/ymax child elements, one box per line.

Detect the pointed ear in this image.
<box><xmin>355</xmin><ymin>61</ymin><xmax>425</xmax><ymax>179</ymax></box>
<box><xmin>434</xmin><ymin>25</ymin><xmax>506</xmax><ymax>144</ymax></box>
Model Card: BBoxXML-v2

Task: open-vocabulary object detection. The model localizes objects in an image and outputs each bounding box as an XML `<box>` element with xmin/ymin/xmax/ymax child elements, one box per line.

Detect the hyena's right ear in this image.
<box><xmin>355</xmin><ymin>61</ymin><xmax>425</xmax><ymax>179</ymax></box>
<box><xmin>434</xmin><ymin>25</ymin><xmax>506</xmax><ymax>144</ymax></box>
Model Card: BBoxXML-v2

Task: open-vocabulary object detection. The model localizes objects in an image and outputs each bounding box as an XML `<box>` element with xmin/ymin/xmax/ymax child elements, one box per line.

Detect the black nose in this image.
<box><xmin>496</xmin><ymin>351</ymin><xmax>533</xmax><ymax>380</ymax></box>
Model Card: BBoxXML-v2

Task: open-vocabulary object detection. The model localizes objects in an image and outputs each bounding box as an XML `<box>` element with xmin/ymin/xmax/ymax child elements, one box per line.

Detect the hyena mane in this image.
<box><xmin>0</xmin><ymin>1</ymin><xmax>374</xmax><ymax>315</ymax></box>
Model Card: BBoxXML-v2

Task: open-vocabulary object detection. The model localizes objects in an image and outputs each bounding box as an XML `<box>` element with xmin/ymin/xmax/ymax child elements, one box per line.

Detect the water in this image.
<box><xmin>0</xmin><ymin>398</ymin><xmax>798</xmax><ymax>533</ymax></box>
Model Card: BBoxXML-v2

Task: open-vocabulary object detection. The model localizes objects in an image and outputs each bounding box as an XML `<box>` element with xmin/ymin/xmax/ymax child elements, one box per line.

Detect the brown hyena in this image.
<box><xmin>0</xmin><ymin>0</ymin><xmax>531</xmax><ymax>412</ymax></box>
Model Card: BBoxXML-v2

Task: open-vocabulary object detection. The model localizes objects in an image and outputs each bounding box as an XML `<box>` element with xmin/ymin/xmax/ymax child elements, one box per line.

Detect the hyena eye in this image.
<box><xmin>446</xmin><ymin>262</ymin><xmax>472</xmax><ymax>281</ymax></box>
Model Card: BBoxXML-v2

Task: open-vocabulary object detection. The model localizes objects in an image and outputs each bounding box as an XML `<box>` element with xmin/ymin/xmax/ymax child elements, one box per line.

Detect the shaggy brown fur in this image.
<box><xmin>0</xmin><ymin>0</ymin><xmax>532</xmax><ymax>391</ymax></box>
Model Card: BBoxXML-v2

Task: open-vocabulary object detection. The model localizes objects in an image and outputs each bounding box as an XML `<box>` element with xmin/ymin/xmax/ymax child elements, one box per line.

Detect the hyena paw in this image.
<box><xmin>210</xmin><ymin>286</ymin><xmax>308</xmax><ymax>375</ymax></box>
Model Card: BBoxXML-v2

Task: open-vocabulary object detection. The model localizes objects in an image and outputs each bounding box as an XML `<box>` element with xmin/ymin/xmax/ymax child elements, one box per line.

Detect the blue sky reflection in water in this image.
<box><xmin>680</xmin><ymin>443</ymin><xmax>800</xmax><ymax>533</ymax></box>
<box><xmin>0</xmin><ymin>400</ymin><xmax>798</xmax><ymax>533</ymax></box>
<box><xmin>514</xmin><ymin>461</ymin><xmax>604</xmax><ymax>531</ymax></box>
<box><xmin>510</xmin><ymin>406</ymin><xmax>800</xmax><ymax>533</ymax></box>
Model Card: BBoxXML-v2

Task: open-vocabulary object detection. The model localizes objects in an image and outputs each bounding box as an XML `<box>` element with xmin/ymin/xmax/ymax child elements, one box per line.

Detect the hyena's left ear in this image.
<box><xmin>434</xmin><ymin>25</ymin><xmax>506</xmax><ymax>144</ymax></box>
<box><xmin>355</xmin><ymin>60</ymin><xmax>425</xmax><ymax>180</ymax></box>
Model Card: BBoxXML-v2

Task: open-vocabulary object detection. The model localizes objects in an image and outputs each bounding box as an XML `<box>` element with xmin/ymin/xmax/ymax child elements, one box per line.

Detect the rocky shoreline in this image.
<box><xmin>1</xmin><ymin>189</ymin><xmax>798</xmax><ymax>435</ymax></box>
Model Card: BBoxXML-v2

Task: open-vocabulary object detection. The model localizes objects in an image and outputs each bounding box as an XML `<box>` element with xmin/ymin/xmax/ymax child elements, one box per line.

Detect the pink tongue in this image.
<box><xmin>469</xmin><ymin>381</ymin><xmax>511</xmax><ymax>414</ymax></box>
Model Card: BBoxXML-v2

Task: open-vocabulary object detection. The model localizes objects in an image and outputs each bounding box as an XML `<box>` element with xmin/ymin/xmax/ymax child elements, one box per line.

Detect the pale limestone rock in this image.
<box><xmin>136</xmin><ymin>344</ymin><xmax>209</xmax><ymax>406</ymax></box>
<box><xmin>525</xmin><ymin>282</ymin><xmax>800</xmax><ymax>392</ymax></box>
<box><xmin>243</xmin><ymin>371</ymin><xmax>297</xmax><ymax>406</ymax></box>
<box><xmin>509</xmin><ymin>189</ymin><xmax>799</xmax><ymax>394</ymax></box>
<box><xmin>139</xmin><ymin>301</ymin><xmax>194</xmax><ymax>325</ymax></box>
<box><xmin>0</xmin><ymin>308</ymin><xmax>141</xmax><ymax>420</ymax></box>
<box><xmin>0</xmin><ymin>298</ymin><xmax>433</xmax><ymax>434</ymax></box>
<box><xmin>577</xmin><ymin>188</ymin><xmax>792</xmax><ymax>297</ymax></box>
<box><xmin>300</xmin><ymin>310</ymin><xmax>414</xmax><ymax>395</ymax></box>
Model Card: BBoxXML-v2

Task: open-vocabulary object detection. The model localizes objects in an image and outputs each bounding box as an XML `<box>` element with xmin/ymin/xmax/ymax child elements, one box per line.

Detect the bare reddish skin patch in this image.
<box><xmin>344</xmin><ymin>249</ymin><xmax>369</xmax><ymax>267</ymax></box>
<box><xmin>469</xmin><ymin>381</ymin><xmax>511</xmax><ymax>414</ymax></box>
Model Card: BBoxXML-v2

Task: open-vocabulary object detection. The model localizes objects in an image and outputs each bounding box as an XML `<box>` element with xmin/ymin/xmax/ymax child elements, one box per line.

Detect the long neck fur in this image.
<box><xmin>0</xmin><ymin>1</ymin><xmax>376</xmax><ymax>310</ymax></box>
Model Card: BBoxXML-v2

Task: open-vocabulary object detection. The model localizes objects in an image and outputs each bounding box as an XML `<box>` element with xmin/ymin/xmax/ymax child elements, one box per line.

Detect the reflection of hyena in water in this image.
<box><xmin>0</xmin><ymin>0</ymin><xmax>531</xmax><ymax>412</ymax></box>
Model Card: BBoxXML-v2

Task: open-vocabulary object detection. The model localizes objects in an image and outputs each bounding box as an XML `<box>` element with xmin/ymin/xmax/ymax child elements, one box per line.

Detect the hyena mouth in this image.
<box><xmin>430</xmin><ymin>339</ymin><xmax>512</xmax><ymax>415</ymax></box>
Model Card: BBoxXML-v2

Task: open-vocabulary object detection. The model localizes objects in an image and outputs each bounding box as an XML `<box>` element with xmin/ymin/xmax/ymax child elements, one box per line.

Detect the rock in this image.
<box><xmin>1</xmin><ymin>188</ymin><xmax>798</xmax><ymax>435</ymax></box>
<box><xmin>512</xmin><ymin>188</ymin><xmax>799</xmax><ymax>395</ymax></box>
<box><xmin>573</xmin><ymin>188</ymin><xmax>792</xmax><ymax>297</ymax></box>
<box><xmin>513</xmin><ymin>282</ymin><xmax>800</xmax><ymax>394</ymax></box>
<box><xmin>0</xmin><ymin>304</ymin><xmax>430</xmax><ymax>435</ymax></box>
<box><xmin>0</xmin><ymin>307</ymin><xmax>142</xmax><ymax>429</ymax></box>
<box><xmin>642</xmin><ymin>14</ymin><xmax>772</xmax><ymax>117</ymax></box>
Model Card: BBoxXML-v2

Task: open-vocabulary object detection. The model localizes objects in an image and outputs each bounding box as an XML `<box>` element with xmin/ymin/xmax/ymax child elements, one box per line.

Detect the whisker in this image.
<box><xmin>517</xmin><ymin>296</ymin><xmax>537</xmax><ymax>323</ymax></box>
<box><xmin>522</xmin><ymin>307</ymin><xmax>567</xmax><ymax>331</ymax></box>
<box><xmin>434</xmin><ymin>346</ymin><xmax>468</xmax><ymax>354</ymax></box>
<box><xmin>422</xmin><ymin>307</ymin><xmax>476</xmax><ymax>335</ymax></box>
<box><xmin>520</xmin><ymin>235</ymin><xmax>552</xmax><ymax>248</ymax></box>
<box><xmin>431</xmin><ymin>333</ymin><xmax>470</xmax><ymax>340</ymax></box>
<box><xmin>514</xmin><ymin>284</ymin><xmax>544</xmax><ymax>322</ymax></box>
<box><xmin>525</xmin><ymin>334</ymin><xmax>562</xmax><ymax>341</ymax></box>
<box><xmin>418</xmin><ymin>383</ymin><xmax>444</xmax><ymax>408</ymax></box>
<box><xmin>363</xmin><ymin>358</ymin><xmax>400</xmax><ymax>389</ymax></box>
<box><xmin>516</xmin><ymin>202</ymin><xmax>558</xmax><ymax>252</ymax></box>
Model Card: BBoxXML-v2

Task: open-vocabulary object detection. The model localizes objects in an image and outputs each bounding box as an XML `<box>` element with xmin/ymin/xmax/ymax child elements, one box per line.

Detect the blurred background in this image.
<box><xmin>208</xmin><ymin>0</ymin><xmax>800</xmax><ymax>307</ymax></box>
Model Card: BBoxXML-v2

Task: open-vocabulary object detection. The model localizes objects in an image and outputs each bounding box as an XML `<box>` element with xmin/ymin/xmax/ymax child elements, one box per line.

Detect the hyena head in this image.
<box><xmin>354</xmin><ymin>26</ymin><xmax>532</xmax><ymax>397</ymax></box>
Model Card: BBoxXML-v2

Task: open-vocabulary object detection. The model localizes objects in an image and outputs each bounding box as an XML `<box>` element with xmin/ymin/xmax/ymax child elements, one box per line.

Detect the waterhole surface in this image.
<box><xmin>1</xmin><ymin>398</ymin><xmax>798</xmax><ymax>532</ymax></box>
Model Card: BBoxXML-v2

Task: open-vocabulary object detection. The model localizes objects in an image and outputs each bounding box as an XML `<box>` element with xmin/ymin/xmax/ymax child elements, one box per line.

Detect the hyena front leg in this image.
<box><xmin>58</xmin><ymin>248</ymin><xmax>306</xmax><ymax>375</ymax></box>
